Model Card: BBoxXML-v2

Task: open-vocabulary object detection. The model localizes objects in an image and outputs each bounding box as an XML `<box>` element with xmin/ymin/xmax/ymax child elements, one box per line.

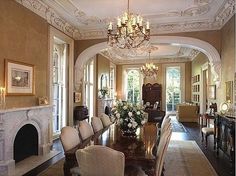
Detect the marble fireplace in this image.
<box><xmin>0</xmin><ymin>105</ymin><xmax>53</xmax><ymax>176</ymax></box>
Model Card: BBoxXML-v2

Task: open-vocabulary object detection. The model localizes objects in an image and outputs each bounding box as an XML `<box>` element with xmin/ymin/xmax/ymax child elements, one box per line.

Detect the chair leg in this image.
<box><xmin>205</xmin><ymin>134</ymin><xmax>208</xmax><ymax>148</ymax></box>
<box><xmin>201</xmin><ymin>132</ymin><xmax>204</xmax><ymax>142</ymax></box>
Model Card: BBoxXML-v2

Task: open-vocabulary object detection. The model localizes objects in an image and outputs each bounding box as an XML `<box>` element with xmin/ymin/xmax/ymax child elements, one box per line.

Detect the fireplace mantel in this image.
<box><xmin>0</xmin><ymin>105</ymin><xmax>53</xmax><ymax>176</ymax></box>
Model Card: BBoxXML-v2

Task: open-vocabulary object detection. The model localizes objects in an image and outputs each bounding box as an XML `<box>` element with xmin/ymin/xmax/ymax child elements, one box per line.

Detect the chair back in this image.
<box><xmin>100</xmin><ymin>113</ymin><xmax>112</xmax><ymax>127</ymax></box>
<box><xmin>155</xmin><ymin>128</ymin><xmax>172</xmax><ymax>176</ymax></box>
<box><xmin>76</xmin><ymin>145</ymin><xmax>125</xmax><ymax>176</ymax></box>
<box><xmin>60</xmin><ymin>126</ymin><xmax>81</xmax><ymax>152</ymax></box>
<box><xmin>161</xmin><ymin>117</ymin><xmax>171</xmax><ymax>134</ymax></box>
<box><xmin>78</xmin><ymin>120</ymin><xmax>94</xmax><ymax>141</ymax></box>
<box><xmin>91</xmin><ymin>116</ymin><xmax>104</xmax><ymax>133</ymax></box>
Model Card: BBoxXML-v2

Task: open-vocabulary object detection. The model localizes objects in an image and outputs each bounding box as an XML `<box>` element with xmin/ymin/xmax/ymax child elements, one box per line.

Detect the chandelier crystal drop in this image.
<box><xmin>140</xmin><ymin>50</ymin><xmax>158</xmax><ymax>77</ymax></box>
<box><xmin>107</xmin><ymin>0</ymin><xmax>150</xmax><ymax>49</ymax></box>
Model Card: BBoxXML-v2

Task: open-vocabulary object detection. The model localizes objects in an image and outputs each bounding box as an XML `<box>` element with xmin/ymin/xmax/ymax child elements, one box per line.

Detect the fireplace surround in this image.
<box><xmin>0</xmin><ymin>105</ymin><xmax>53</xmax><ymax>176</ymax></box>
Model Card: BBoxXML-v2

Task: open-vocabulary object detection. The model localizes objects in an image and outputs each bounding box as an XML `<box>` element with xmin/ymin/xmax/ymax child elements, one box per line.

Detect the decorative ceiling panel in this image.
<box><xmin>15</xmin><ymin>0</ymin><xmax>235</xmax><ymax>40</ymax></box>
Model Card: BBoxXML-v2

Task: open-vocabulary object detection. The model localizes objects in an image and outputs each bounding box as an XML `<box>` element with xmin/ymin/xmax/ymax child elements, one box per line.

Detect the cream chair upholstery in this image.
<box><xmin>60</xmin><ymin>126</ymin><xmax>81</xmax><ymax>152</ymax></box>
<box><xmin>91</xmin><ymin>116</ymin><xmax>104</xmax><ymax>133</ymax></box>
<box><xmin>78</xmin><ymin>120</ymin><xmax>94</xmax><ymax>141</ymax></box>
<box><xmin>100</xmin><ymin>113</ymin><xmax>112</xmax><ymax>127</ymax></box>
<box><xmin>176</xmin><ymin>104</ymin><xmax>199</xmax><ymax>122</ymax></box>
<box><xmin>155</xmin><ymin>128</ymin><xmax>172</xmax><ymax>176</ymax></box>
<box><xmin>76</xmin><ymin>145</ymin><xmax>125</xmax><ymax>176</ymax></box>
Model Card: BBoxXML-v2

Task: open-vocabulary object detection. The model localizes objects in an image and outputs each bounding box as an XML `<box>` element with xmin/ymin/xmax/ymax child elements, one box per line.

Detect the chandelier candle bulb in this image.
<box><xmin>108</xmin><ymin>22</ymin><xmax>113</xmax><ymax>30</ymax></box>
<box><xmin>146</xmin><ymin>21</ymin><xmax>150</xmax><ymax>30</ymax></box>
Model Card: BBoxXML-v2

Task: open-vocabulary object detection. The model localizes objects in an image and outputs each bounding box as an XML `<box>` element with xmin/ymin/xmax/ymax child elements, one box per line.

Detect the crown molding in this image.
<box><xmin>15</xmin><ymin>0</ymin><xmax>235</xmax><ymax>40</ymax></box>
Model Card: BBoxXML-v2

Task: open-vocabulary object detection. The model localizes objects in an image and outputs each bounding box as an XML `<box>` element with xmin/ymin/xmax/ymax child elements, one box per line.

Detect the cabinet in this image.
<box><xmin>142</xmin><ymin>83</ymin><xmax>162</xmax><ymax>108</ymax></box>
<box><xmin>215</xmin><ymin>114</ymin><xmax>235</xmax><ymax>174</ymax></box>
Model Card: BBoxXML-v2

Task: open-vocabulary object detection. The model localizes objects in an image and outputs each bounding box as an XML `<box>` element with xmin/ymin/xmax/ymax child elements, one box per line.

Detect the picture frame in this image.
<box><xmin>74</xmin><ymin>92</ymin><xmax>81</xmax><ymax>103</ymax></box>
<box><xmin>208</xmin><ymin>85</ymin><xmax>216</xmax><ymax>99</ymax></box>
<box><xmin>225</xmin><ymin>81</ymin><xmax>233</xmax><ymax>103</ymax></box>
<box><xmin>38</xmin><ymin>96</ymin><xmax>49</xmax><ymax>105</ymax></box>
<box><xmin>5</xmin><ymin>59</ymin><xmax>35</xmax><ymax>95</ymax></box>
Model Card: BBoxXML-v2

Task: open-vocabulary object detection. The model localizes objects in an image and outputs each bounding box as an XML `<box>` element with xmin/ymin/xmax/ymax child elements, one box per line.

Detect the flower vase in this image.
<box><xmin>121</xmin><ymin>127</ymin><xmax>137</xmax><ymax>137</ymax></box>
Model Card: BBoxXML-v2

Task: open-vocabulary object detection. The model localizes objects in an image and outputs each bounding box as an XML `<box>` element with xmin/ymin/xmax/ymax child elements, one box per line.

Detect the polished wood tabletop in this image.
<box><xmin>92</xmin><ymin>123</ymin><xmax>157</xmax><ymax>164</ymax></box>
<box><xmin>64</xmin><ymin>122</ymin><xmax>158</xmax><ymax>175</ymax></box>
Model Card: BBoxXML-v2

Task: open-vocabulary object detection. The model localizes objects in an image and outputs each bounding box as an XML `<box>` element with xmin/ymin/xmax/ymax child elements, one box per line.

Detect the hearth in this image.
<box><xmin>14</xmin><ymin>124</ymin><xmax>38</xmax><ymax>163</ymax></box>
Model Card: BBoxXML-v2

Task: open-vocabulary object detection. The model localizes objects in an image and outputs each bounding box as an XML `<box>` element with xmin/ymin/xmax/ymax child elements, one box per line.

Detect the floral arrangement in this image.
<box><xmin>111</xmin><ymin>100</ymin><xmax>147</xmax><ymax>134</ymax></box>
<box><xmin>99</xmin><ymin>87</ymin><xmax>108</xmax><ymax>98</ymax></box>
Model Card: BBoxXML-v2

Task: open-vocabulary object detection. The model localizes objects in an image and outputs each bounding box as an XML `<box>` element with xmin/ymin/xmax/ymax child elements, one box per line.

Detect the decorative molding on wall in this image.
<box><xmin>74</xmin><ymin>36</ymin><xmax>221</xmax><ymax>91</ymax></box>
<box><xmin>15</xmin><ymin>0</ymin><xmax>235</xmax><ymax>40</ymax></box>
<box><xmin>15</xmin><ymin>0</ymin><xmax>79</xmax><ymax>39</ymax></box>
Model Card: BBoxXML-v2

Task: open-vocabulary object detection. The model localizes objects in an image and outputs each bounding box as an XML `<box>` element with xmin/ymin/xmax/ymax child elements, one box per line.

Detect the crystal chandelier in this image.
<box><xmin>140</xmin><ymin>50</ymin><xmax>158</xmax><ymax>77</ymax></box>
<box><xmin>107</xmin><ymin>0</ymin><xmax>150</xmax><ymax>49</ymax></box>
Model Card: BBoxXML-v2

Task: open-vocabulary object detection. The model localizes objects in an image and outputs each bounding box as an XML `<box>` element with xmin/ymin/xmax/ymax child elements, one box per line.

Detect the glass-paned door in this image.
<box><xmin>166</xmin><ymin>67</ymin><xmax>181</xmax><ymax>112</ymax></box>
<box><xmin>126</xmin><ymin>70</ymin><xmax>141</xmax><ymax>104</ymax></box>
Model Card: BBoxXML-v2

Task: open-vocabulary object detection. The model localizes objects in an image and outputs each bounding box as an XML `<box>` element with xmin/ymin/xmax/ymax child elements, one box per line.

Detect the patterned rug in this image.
<box><xmin>169</xmin><ymin>115</ymin><xmax>187</xmax><ymax>133</ymax></box>
<box><xmin>38</xmin><ymin>140</ymin><xmax>217</xmax><ymax>176</ymax></box>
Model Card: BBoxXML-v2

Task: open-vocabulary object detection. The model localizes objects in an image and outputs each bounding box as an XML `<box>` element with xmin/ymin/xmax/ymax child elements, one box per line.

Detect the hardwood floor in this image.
<box><xmin>24</xmin><ymin>122</ymin><xmax>234</xmax><ymax>176</ymax></box>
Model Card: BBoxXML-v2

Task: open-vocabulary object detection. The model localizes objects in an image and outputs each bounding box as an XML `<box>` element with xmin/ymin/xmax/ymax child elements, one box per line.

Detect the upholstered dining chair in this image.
<box><xmin>91</xmin><ymin>116</ymin><xmax>104</xmax><ymax>133</ymax></box>
<box><xmin>78</xmin><ymin>120</ymin><xmax>94</xmax><ymax>141</ymax></box>
<box><xmin>60</xmin><ymin>126</ymin><xmax>81</xmax><ymax>152</ymax></box>
<box><xmin>125</xmin><ymin>127</ymin><xmax>172</xmax><ymax>176</ymax></box>
<box><xmin>100</xmin><ymin>113</ymin><xmax>112</xmax><ymax>127</ymax></box>
<box><xmin>76</xmin><ymin>145</ymin><xmax>125</xmax><ymax>176</ymax></box>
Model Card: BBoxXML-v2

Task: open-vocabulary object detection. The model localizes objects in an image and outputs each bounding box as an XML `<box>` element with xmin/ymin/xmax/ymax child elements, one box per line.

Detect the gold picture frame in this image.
<box><xmin>5</xmin><ymin>59</ymin><xmax>35</xmax><ymax>95</ymax></box>
<box><xmin>74</xmin><ymin>92</ymin><xmax>81</xmax><ymax>103</ymax></box>
<box><xmin>225</xmin><ymin>81</ymin><xmax>233</xmax><ymax>103</ymax></box>
<box><xmin>38</xmin><ymin>96</ymin><xmax>49</xmax><ymax>105</ymax></box>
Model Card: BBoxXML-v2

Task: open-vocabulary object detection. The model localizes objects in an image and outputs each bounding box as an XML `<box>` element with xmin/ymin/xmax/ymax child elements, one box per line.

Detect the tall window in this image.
<box><xmin>166</xmin><ymin>67</ymin><xmax>181</xmax><ymax>112</ymax></box>
<box><xmin>109</xmin><ymin>65</ymin><xmax>115</xmax><ymax>99</ymax></box>
<box><xmin>126</xmin><ymin>70</ymin><xmax>141</xmax><ymax>104</ymax></box>
<box><xmin>84</xmin><ymin>58</ymin><xmax>95</xmax><ymax>120</ymax></box>
<box><xmin>52</xmin><ymin>42</ymin><xmax>67</xmax><ymax>135</ymax></box>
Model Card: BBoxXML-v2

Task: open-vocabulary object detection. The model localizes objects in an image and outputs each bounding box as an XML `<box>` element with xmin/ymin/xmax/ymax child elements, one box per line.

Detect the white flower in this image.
<box><xmin>123</xmin><ymin>106</ymin><xmax>127</xmax><ymax>110</ymax></box>
<box><xmin>116</xmin><ymin>113</ymin><xmax>120</xmax><ymax>118</ymax></box>
<box><xmin>128</xmin><ymin>123</ymin><xmax>132</xmax><ymax>128</ymax></box>
<box><xmin>128</xmin><ymin>112</ymin><xmax>132</xmax><ymax>117</ymax></box>
<box><xmin>132</xmin><ymin>121</ymin><xmax>138</xmax><ymax>128</ymax></box>
<box><xmin>137</xmin><ymin>111</ymin><xmax>140</xmax><ymax>115</ymax></box>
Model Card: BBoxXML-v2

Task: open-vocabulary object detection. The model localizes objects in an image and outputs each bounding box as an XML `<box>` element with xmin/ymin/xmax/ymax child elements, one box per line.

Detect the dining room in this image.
<box><xmin>0</xmin><ymin>0</ymin><xmax>235</xmax><ymax>176</ymax></box>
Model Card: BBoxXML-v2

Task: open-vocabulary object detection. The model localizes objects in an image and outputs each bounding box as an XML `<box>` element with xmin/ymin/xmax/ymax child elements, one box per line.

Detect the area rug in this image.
<box><xmin>169</xmin><ymin>115</ymin><xmax>187</xmax><ymax>133</ymax></box>
<box><xmin>38</xmin><ymin>158</ymin><xmax>64</xmax><ymax>176</ymax></box>
<box><xmin>165</xmin><ymin>140</ymin><xmax>218</xmax><ymax>176</ymax></box>
<box><xmin>38</xmin><ymin>140</ymin><xmax>218</xmax><ymax>176</ymax></box>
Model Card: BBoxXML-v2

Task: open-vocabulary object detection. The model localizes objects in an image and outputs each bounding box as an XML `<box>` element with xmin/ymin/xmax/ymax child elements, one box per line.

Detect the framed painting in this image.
<box><xmin>5</xmin><ymin>59</ymin><xmax>35</xmax><ymax>95</ymax></box>
<box><xmin>74</xmin><ymin>92</ymin><xmax>81</xmax><ymax>103</ymax></box>
<box><xmin>208</xmin><ymin>85</ymin><xmax>216</xmax><ymax>99</ymax></box>
<box><xmin>226</xmin><ymin>81</ymin><xmax>233</xmax><ymax>103</ymax></box>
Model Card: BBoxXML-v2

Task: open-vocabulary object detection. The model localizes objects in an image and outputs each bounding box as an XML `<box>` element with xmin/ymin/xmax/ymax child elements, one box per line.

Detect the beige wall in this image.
<box><xmin>192</xmin><ymin>53</ymin><xmax>208</xmax><ymax>77</ymax></box>
<box><xmin>0</xmin><ymin>0</ymin><xmax>49</xmax><ymax>108</ymax></box>
<box><xmin>97</xmin><ymin>54</ymin><xmax>110</xmax><ymax>90</ymax></box>
<box><xmin>217</xmin><ymin>16</ymin><xmax>235</xmax><ymax>106</ymax></box>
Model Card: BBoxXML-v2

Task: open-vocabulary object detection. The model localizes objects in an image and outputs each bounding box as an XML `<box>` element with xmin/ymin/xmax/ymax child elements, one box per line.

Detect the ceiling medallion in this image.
<box><xmin>107</xmin><ymin>0</ymin><xmax>150</xmax><ymax>49</ymax></box>
<box><xmin>140</xmin><ymin>48</ymin><xmax>158</xmax><ymax>77</ymax></box>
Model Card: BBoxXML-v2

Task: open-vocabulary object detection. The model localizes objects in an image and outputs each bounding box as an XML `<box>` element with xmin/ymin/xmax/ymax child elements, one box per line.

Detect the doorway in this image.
<box><xmin>166</xmin><ymin>67</ymin><xmax>181</xmax><ymax>113</ymax></box>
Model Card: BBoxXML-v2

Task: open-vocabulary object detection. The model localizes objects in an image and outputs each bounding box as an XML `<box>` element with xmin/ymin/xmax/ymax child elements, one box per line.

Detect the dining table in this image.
<box><xmin>64</xmin><ymin>122</ymin><xmax>158</xmax><ymax>176</ymax></box>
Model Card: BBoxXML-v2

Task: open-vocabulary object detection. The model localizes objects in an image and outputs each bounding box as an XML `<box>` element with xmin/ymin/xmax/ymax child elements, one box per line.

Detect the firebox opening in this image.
<box><xmin>14</xmin><ymin>124</ymin><xmax>38</xmax><ymax>163</ymax></box>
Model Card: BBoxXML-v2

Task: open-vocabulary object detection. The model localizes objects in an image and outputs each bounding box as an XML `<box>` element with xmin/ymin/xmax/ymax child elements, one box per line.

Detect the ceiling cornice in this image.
<box><xmin>15</xmin><ymin>0</ymin><xmax>235</xmax><ymax>40</ymax></box>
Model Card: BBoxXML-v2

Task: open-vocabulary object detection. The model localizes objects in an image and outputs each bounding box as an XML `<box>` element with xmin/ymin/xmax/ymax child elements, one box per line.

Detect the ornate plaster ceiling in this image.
<box><xmin>16</xmin><ymin>0</ymin><xmax>235</xmax><ymax>40</ymax></box>
<box><xmin>99</xmin><ymin>44</ymin><xmax>200</xmax><ymax>64</ymax></box>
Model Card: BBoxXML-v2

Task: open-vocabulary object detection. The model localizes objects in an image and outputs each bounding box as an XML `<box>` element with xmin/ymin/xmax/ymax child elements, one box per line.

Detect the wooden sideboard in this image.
<box><xmin>215</xmin><ymin>114</ymin><xmax>235</xmax><ymax>174</ymax></box>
